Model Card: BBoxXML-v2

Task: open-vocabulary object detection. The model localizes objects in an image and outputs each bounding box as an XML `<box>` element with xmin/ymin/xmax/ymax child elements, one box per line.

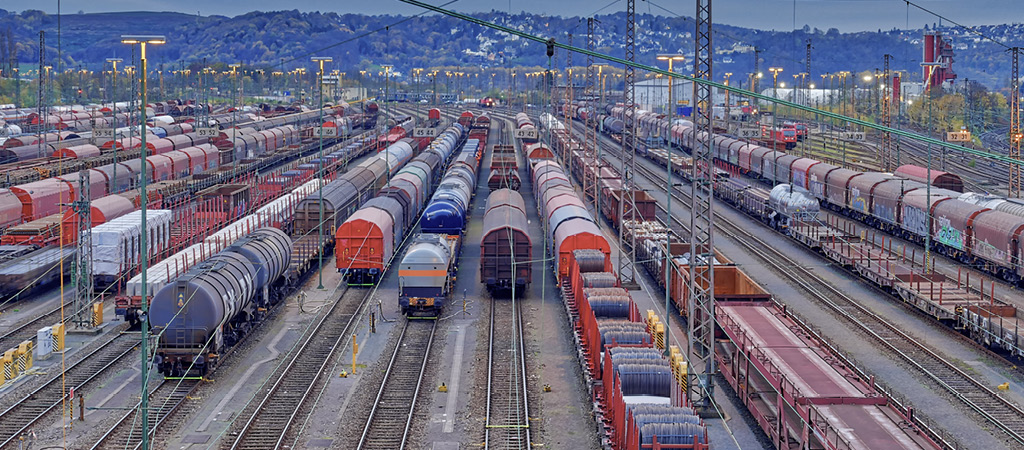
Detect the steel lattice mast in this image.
<box><xmin>72</xmin><ymin>172</ymin><xmax>93</xmax><ymax>328</ymax></box>
<box><xmin>584</xmin><ymin>18</ymin><xmax>598</xmax><ymax>210</ymax></box>
<box><xmin>688</xmin><ymin>0</ymin><xmax>716</xmax><ymax>411</ymax></box>
<box><xmin>882</xmin><ymin>54</ymin><xmax>893</xmax><ymax>172</ymax></box>
<box><xmin>617</xmin><ymin>0</ymin><xmax>638</xmax><ymax>287</ymax></box>
<box><xmin>1010</xmin><ymin>48</ymin><xmax>1021</xmax><ymax>198</ymax></box>
<box><xmin>563</xmin><ymin>33</ymin><xmax>574</xmax><ymax>162</ymax></box>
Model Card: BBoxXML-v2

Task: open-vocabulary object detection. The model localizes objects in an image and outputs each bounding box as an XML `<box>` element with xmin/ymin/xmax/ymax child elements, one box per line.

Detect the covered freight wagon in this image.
<box><xmin>480</xmin><ymin>189</ymin><xmax>532</xmax><ymax>292</ymax></box>
<box><xmin>335</xmin><ymin>207</ymin><xmax>395</xmax><ymax>285</ymax></box>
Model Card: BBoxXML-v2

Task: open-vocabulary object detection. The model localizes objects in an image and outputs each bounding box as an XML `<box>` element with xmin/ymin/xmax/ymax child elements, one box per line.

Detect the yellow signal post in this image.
<box><xmin>15</xmin><ymin>341</ymin><xmax>33</xmax><ymax>372</ymax></box>
<box><xmin>92</xmin><ymin>302</ymin><xmax>104</xmax><ymax>327</ymax></box>
<box><xmin>51</xmin><ymin>322</ymin><xmax>66</xmax><ymax>352</ymax></box>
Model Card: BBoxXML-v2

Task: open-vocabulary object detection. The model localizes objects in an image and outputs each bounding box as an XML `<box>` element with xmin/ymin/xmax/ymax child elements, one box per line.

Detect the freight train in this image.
<box><xmin>654</xmin><ymin>113</ymin><xmax>1024</xmax><ymax>284</ymax></box>
<box><xmin>398</xmin><ymin>121</ymin><xmax>484</xmax><ymax>315</ymax></box>
<box><xmin>534</xmin><ymin>111</ymin><xmax>942</xmax><ymax>449</ymax></box>
<box><xmin>0</xmin><ymin>120</ymin><xmax>365</xmax><ymax>307</ymax></box>
<box><xmin>0</xmin><ymin>103</ymin><xmax>368</xmax><ymax>189</ymax></box>
<box><xmin>145</xmin><ymin>130</ymin><xmax>390</xmax><ymax>375</ymax></box>
<box><xmin>568</xmin><ymin>101</ymin><xmax>1024</xmax><ymax>286</ymax></box>
<box><xmin>336</xmin><ymin>123</ymin><xmax>468</xmax><ymax>285</ymax></box>
<box><xmin>151</xmin><ymin>227</ymin><xmax>291</xmax><ymax>377</ymax></box>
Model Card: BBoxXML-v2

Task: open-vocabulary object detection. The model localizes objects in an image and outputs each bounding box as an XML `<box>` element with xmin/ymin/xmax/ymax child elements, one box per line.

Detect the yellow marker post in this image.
<box><xmin>16</xmin><ymin>341</ymin><xmax>33</xmax><ymax>372</ymax></box>
<box><xmin>51</xmin><ymin>322</ymin><xmax>66</xmax><ymax>352</ymax></box>
<box><xmin>352</xmin><ymin>334</ymin><xmax>358</xmax><ymax>374</ymax></box>
<box><xmin>92</xmin><ymin>302</ymin><xmax>104</xmax><ymax>327</ymax></box>
<box><xmin>3</xmin><ymin>349</ymin><xmax>18</xmax><ymax>381</ymax></box>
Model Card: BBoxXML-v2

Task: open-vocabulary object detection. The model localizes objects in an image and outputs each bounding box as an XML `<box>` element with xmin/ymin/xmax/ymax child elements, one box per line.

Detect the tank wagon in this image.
<box><xmin>151</xmin><ymin>227</ymin><xmax>291</xmax><ymax>377</ymax></box>
<box><xmin>396</xmin><ymin>126</ymin><xmax>483</xmax><ymax>315</ymax></box>
<box><xmin>398</xmin><ymin>233</ymin><xmax>461</xmax><ymax>316</ymax></box>
<box><xmin>421</xmin><ymin>140</ymin><xmax>480</xmax><ymax>234</ymax></box>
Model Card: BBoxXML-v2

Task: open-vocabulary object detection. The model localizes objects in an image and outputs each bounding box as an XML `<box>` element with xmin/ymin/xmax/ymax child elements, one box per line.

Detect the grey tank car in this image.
<box><xmin>151</xmin><ymin>227</ymin><xmax>291</xmax><ymax>377</ymax></box>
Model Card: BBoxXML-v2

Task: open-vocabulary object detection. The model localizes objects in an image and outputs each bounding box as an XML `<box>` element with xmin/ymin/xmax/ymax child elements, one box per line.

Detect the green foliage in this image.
<box><xmin>0</xmin><ymin>8</ymin><xmax>1017</xmax><ymax>95</ymax></box>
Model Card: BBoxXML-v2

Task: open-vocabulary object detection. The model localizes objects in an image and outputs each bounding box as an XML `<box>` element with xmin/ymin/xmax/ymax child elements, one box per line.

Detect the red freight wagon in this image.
<box><xmin>60</xmin><ymin>194</ymin><xmax>136</xmax><ymax>244</ymax></box>
<box><xmin>145</xmin><ymin>155</ymin><xmax>175</xmax><ymax>181</ymax></box>
<box><xmin>11</xmin><ymin>179</ymin><xmax>75</xmax><ymax>221</ymax></box>
<box><xmin>52</xmin><ymin>144</ymin><xmax>101</xmax><ymax>159</ymax></box>
<box><xmin>335</xmin><ymin>207</ymin><xmax>396</xmax><ymax>285</ymax></box>
<box><xmin>0</xmin><ymin>189</ymin><xmax>24</xmax><ymax>229</ymax></box>
<box><xmin>56</xmin><ymin>169</ymin><xmax>108</xmax><ymax>201</ymax></box>
<box><xmin>894</xmin><ymin>164</ymin><xmax>965</xmax><ymax>193</ymax></box>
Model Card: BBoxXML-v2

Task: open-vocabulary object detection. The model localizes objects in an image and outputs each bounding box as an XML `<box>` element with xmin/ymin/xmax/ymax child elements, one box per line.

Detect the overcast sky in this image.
<box><xmin>3</xmin><ymin>0</ymin><xmax>1019</xmax><ymax>33</ymax></box>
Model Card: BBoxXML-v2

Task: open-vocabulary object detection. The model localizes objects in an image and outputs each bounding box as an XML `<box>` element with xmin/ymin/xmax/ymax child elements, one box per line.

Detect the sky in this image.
<box><xmin>2</xmin><ymin>0</ymin><xmax>1019</xmax><ymax>33</ymax></box>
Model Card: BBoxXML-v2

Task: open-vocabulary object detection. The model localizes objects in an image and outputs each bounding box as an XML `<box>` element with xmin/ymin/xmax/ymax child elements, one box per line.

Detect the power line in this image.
<box><xmin>397</xmin><ymin>0</ymin><xmax>1024</xmax><ymax>167</ymax></box>
<box><xmin>902</xmin><ymin>0</ymin><xmax>1013</xmax><ymax>50</ymax></box>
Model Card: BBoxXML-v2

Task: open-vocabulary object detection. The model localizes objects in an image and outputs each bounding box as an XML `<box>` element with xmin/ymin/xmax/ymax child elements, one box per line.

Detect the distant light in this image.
<box><xmin>863</xmin><ymin>75</ymin><xmax>873</xmax><ymax>82</ymax></box>
<box><xmin>779</xmin><ymin>82</ymin><xmax>786</xmax><ymax>88</ymax></box>
<box><xmin>120</xmin><ymin>35</ymin><xmax>166</xmax><ymax>45</ymax></box>
<box><xmin>809</xmin><ymin>84</ymin><xmax>816</xmax><ymax>89</ymax></box>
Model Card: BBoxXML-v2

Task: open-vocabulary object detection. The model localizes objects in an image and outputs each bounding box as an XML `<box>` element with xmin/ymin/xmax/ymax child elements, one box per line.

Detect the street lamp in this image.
<box><xmin>921</xmin><ymin>61</ymin><xmax>941</xmax><ymax>273</ymax></box>
<box><xmin>382</xmin><ymin>64</ymin><xmax>393</xmax><ymax>133</ymax></box>
<box><xmin>106</xmin><ymin>58</ymin><xmax>123</xmax><ymax>194</ymax></box>
<box><xmin>120</xmin><ymin>34</ymin><xmax>164</xmax><ymax>450</ymax></box>
<box><xmin>657</xmin><ymin>54</ymin><xmax>685</xmax><ymax>119</ymax></box>
<box><xmin>768</xmin><ymin>67</ymin><xmax>783</xmax><ymax>185</ymax></box>
<box><xmin>655</xmin><ymin>53</ymin><xmax>684</xmax><ymax>355</ymax></box>
<box><xmin>312</xmin><ymin>56</ymin><xmax>332</xmax><ymax>290</ymax></box>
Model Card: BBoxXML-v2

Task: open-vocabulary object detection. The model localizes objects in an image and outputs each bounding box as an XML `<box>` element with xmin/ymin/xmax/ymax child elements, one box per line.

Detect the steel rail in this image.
<box><xmin>225</xmin><ymin>285</ymin><xmax>367</xmax><ymax>450</ymax></box>
<box><xmin>89</xmin><ymin>378</ymin><xmax>200</xmax><ymax>450</ymax></box>
<box><xmin>0</xmin><ymin>330</ymin><xmax>134</xmax><ymax>449</ymax></box>
<box><xmin>585</xmin><ymin>119</ymin><xmax>1023</xmax><ymax>447</ymax></box>
<box><xmin>356</xmin><ymin>319</ymin><xmax>437</xmax><ymax>450</ymax></box>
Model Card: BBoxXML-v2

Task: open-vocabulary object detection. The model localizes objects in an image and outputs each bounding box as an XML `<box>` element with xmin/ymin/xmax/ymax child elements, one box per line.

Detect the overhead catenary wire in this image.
<box><xmin>99</xmin><ymin>130</ymin><xmax>379</xmax><ymax>447</ymax></box>
<box><xmin>399</xmin><ymin>0</ymin><xmax>1022</xmax><ymax>168</ymax></box>
<box><xmin>901</xmin><ymin>0</ymin><xmax>1014</xmax><ymax>50</ymax></box>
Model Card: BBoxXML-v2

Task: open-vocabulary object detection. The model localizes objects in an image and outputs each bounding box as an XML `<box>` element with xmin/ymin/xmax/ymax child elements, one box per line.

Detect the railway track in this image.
<box><xmin>223</xmin><ymin>285</ymin><xmax>369</xmax><ymax>450</ymax></box>
<box><xmin>484</xmin><ymin>297</ymin><xmax>531</xmax><ymax>450</ymax></box>
<box><xmin>0</xmin><ymin>300</ymin><xmax>71</xmax><ymax>353</ymax></box>
<box><xmin>587</xmin><ymin>121</ymin><xmax>1024</xmax><ymax>446</ymax></box>
<box><xmin>0</xmin><ymin>329</ymin><xmax>134</xmax><ymax>449</ymax></box>
<box><xmin>90</xmin><ymin>378</ymin><xmax>200</xmax><ymax>450</ymax></box>
<box><xmin>356</xmin><ymin>319</ymin><xmax>437</xmax><ymax>450</ymax></box>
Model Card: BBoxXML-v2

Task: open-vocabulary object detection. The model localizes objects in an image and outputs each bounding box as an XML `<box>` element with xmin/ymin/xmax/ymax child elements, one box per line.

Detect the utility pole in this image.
<box><xmin>1010</xmin><ymin>48</ymin><xmax>1022</xmax><ymax>198</ymax></box>
<box><xmin>584</xmin><ymin>18</ymin><xmax>599</xmax><ymax>211</ymax></box>
<box><xmin>618</xmin><ymin>0</ymin><xmax>638</xmax><ymax>287</ymax></box>
<box><xmin>312</xmin><ymin>56</ymin><xmax>332</xmax><ymax>290</ymax></box>
<box><xmin>106</xmin><ymin>58</ymin><xmax>122</xmax><ymax>193</ymax></box>
<box><xmin>37</xmin><ymin>32</ymin><xmax>45</xmax><ymax>160</ymax></box>
<box><xmin>753</xmin><ymin>47</ymin><xmax>761</xmax><ymax>109</ymax></box>
<box><xmin>922</xmin><ymin>61</ymin><xmax>939</xmax><ymax>273</ymax></box>
<box><xmin>566</xmin><ymin>33</ymin><xmax>573</xmax><ymax>120</ymax></box>
<box><xmin>963</xmin><ymin>78</ymin><xmax>971</xmax><ymax>133</ymax></box>
<box><xmin>723</xmin><ymin>72</ymin><xmax>732</xmax><ymax>132</ymax></box>
<box><xmin>805</xmin><ymin>39</ymin><xmax>812</xmax><ymax>77</ymax></box>
<box><xmin>689</xmin><ymin>0</ymin><xmax>716</xmax><ymax>413</ymax></box>
<box><xmin>882</xmin><ymin>54</ymin><xmax>893</xmax><ymax>172</ymax></box>
<box><xmin>121</xmin><ymin>34</ymin><xmax>165</xmax><ymax>450</ymax></box>
<box><xmin>72</xmin><ymin>171</ymin><xmax>93</xmax><ymax>328</ymax></box>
